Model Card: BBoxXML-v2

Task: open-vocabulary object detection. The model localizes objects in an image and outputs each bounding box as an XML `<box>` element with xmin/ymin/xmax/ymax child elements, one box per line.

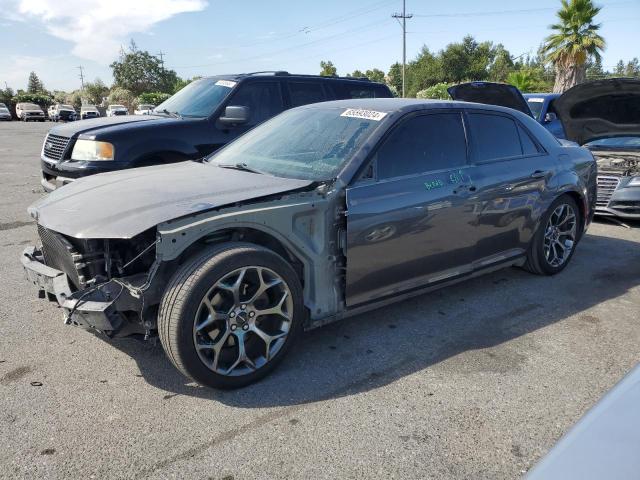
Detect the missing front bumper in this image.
<box><xmin>21</xmin><ymin>246</ymin><xmax>128</xmax><ymax>334</ymax></box>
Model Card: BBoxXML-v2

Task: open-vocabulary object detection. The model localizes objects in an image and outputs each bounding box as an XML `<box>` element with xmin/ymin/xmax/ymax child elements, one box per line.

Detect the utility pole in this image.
<box><xmin>77</xmin><ymin>65</ymin><xmax>85</xmax><ymax>91</ymax></box>
<box><xmin>157</xmin><ymin>51</ymin><xmax>166</xmax><ymax>69</ymax></box>
<box><xmin>392</xmin><ymin>0</ymin><xmax>412</xmax><ymax>97</ymax></box>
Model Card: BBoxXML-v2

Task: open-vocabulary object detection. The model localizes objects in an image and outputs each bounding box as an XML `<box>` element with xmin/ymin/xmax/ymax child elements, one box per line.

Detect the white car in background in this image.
<box><xmin>80</xmin><ymin>105</ymin><xmax>100</xmax><ymax>120</ymax></box>
<box><xmin>48</xmin><ymin>104</ymin><xmax>77</xmax><ymax>122</ymax></box>
<box><xmin>134</xmin><ymin>104</ymin><xmax>155</xmax><ymax>115</ymax></box>
<box><xmin>16</xmin><ymin>103</ymin><xmax>45</xmax><ymax>121</ymax></box>
<box><xmin>106</xmin><ymin>104</ymin><xmax>128</xmax><ymax>117</ymax></box>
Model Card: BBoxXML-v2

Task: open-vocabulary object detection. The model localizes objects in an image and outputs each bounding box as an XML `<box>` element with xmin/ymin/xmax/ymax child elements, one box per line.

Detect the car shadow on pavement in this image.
<box><xmin>108</xmin><ymin>228</ymin><xmax>640</xmax><ymax>407</ymax></box>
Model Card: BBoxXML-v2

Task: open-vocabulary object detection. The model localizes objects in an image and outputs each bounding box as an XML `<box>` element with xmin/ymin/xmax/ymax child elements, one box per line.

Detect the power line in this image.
<box><xmin>171</xmin><ymin>18</ymin><xmax>389</xmax><ymax>69</ymax></box>
<box><xmin>412</xmin><ymin>0</ymin><xmax>634</xmax><ymax>18</ymax></box>
<box><xmin>157</xmin><ymin>51</ymin><xmax>166</xmax><ymax>68</ymax></box>
<box><xmin>392</xmin><ymin>0</ymin><xmax>412</xmax><ymax>97</ymax></box>
<box><xmin>77</xmin><ymin>65</ymin><xmax>85</xmax><ymax>90</ymax></box>
<box><xmin>241</xmin><ymin>0</ymin><xmax>394</xmax><ymax>48</ymax></box>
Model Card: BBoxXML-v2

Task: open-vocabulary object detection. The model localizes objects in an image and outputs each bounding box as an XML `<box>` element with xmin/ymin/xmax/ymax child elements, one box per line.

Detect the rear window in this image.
<box><xmin>468</xmin><ymin>113</ymin><xmax>523</xmax><ymax>162</ymax></box>
<box><xmin>287</xmin><ymin>81</ymin><xmax>326</xmax><ymax>107</ymax></box>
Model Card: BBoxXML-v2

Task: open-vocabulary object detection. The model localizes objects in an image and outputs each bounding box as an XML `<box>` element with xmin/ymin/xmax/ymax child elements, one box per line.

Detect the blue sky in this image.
<box><xmin>0</xmin><ymin>0</ymin><xmax>638</xmax><ymax>92</ymax></box>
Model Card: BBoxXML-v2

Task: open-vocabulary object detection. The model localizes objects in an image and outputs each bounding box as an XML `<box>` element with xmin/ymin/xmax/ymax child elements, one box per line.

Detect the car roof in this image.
<box><xmin>200</xmin><ymin>72</ymin><xmax>381</xmax><ymax>85</ymax></box>
<box><xmin>297</xmin><ymin>98</ymin><xmax>533</xmax><ymax>117</ymax></box>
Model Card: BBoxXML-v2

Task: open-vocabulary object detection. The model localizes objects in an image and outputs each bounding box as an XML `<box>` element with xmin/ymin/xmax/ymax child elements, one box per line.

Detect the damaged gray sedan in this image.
<box><xmin>22</xmin><ymin>99</ymin><xmax>596</xmax><ymax>388</ymax></box>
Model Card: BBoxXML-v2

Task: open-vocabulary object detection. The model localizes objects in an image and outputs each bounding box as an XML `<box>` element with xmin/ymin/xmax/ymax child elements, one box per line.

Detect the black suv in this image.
<box><xmin>39</xmin><ymin>72</ymin><xmax>393</xmax><ymax>191</ymax></box>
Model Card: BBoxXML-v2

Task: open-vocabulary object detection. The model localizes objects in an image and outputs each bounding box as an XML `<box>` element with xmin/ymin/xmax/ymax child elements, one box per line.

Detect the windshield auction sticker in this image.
<box><xmin>340</xmin><ymin>108</ymin><xmax>388</xmax><ymax>121</ymax></box>
<box><xmin>215</xmin><ymin>80</ymin><xmax>237</xmax><ymax>88</ymax></box>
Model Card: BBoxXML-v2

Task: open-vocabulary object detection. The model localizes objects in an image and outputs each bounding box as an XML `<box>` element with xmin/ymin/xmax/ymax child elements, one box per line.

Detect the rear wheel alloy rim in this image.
<box><xmin>193</xmin><ymin>266</ymin><xmax>293</xmax><ymax>377</ymax></box>
<box><xmin>543</xmin><ymin>204</ymin><xmax>577</xmax><ymax>268</ymax></box>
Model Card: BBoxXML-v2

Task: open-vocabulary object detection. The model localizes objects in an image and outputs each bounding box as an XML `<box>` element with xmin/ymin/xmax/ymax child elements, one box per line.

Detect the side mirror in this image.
<box><xmin>219</xmin><ymin>105</ymin><xmax>249</xmax><ymax>126</ymax></box>
<box><xmin>544</xmin><ymin>112</ymin><xmax>557</xmax><ymax>123</ymax></box>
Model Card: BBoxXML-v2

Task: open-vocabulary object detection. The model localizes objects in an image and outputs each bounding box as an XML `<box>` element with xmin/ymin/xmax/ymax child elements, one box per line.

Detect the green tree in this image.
<box><xmin>110</xmin><ymin>42</ymin><xmax>179</xmax><ymax>96</ymax></box>
<box><xmin>586</xmin><ymin>56</ymin><xmax>605</xmax><ymax>79</ymax></box>
<box><xmin>416</xmin><ymin>82</ymin><xmax>452</xmax><ymax>100</ymax></box>
<box><xmin>319</xmin><ymin>60</ymin><xmax>337</xmax><ymax>77</ymax></box>
<box><xmin>108</xmin><ymin>87</ymin><xmax>134</xmax><ymax>111</ymax></box>
<box><xmin>0</xmin><ymin>86</ymin><xmax>14</xmax><ymax>105</ymax></box>
<box><xmin>138</xmin><ymin>92</ymin><xmax>171</xmax><ymax>106</ymax></box>
<box><xmin>84</xmin><ymin>79</ymin><xmax>109</xmax><ymax>105</ymax></box>
<box><xmin>387</xmin><ymin>62</ymin><xmax>403</xmax><ymax>93</ymax></box>
<box><xmin>65</xmin><ymin>90</ymin><xmax>83</xmax><ymax>109</ymax></box>
<box><xmin>625</xmin><ymin>58</ymin><xmax>640</xmax><ymax>77</ymax></box>
<box><xmin>507</xmin><ymin>71</ymin><xmax>535</xmax><ymax>92</ymax></box>
<box><xmin>439</xmin><ymin>36</ymin><xmax>496</xmax><ymax>83</ymax></box>
<box><xmin>488</xmin><ymin>45</ymin><xmax>514</xmax><ymax>82</ymax></box>
<box><xmin>27</xmin><ymin>71</ymin><xmax>45</xmax><ymax>93</ymax></box>
<box><xmin>348</xmin><ymin>69</ymin><xmax>366</xmax><ymax>78</ymax></box>
<box><xmin>13</xmin><ymin>92</ymin><xmax>53</xmax><ymax>110</ymax></box>
<box><xmin>541</xmin><ymin>0</ymin><xmax>606</xmax><ymax>92</ymax></box>
<box><xmin>365</xmin><ymin>68</ymin><xmax>385</xmax><ymax>83</ymax></box>
<box><xmin>405</xmin><ymin>46</ymin><xmax>442</xmax><ymax>97</ymax></box>
<box><xmin>614</xmin><ymin>60</ymin><xmax>625</xmax><ymax>75</ymax></box>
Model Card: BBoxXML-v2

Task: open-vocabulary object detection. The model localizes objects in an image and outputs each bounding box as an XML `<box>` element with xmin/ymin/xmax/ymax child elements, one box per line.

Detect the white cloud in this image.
<box><xmin>13</xmin><ymin>0</ymin><xmax>207</xmax><ymax>63</ymax></box>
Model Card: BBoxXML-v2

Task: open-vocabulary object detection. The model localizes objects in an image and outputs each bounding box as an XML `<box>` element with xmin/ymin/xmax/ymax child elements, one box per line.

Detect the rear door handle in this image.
<box><xmin>530</xmin><ymin>170</ymin><xmax>549</xmax><ymax>179</ymax></box>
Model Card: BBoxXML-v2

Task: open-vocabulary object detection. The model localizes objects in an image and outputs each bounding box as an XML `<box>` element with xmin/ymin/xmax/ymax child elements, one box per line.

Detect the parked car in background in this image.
<box><xmin>106</xmin><ymin>104</ymin><xmax>128</xmax><ymax>116</ymax></box>
<box><xmin>48</xmin><ymin>104</ymin><xmax>76</xmax><ymax>122</ymax></box>
<box><xmin>80</xmin><ymin>105</ymin><xmax>100</xmax><ymax>120</ymax></box>
<box><xmin>23</xmin><ymin>98</ymin><xmax>596</xmax><ymax>388</ymax></box>
<box><xmin>16</xmin><ymin>103</ymin><xmax>45</xmax><ymax>122</ymax></box>
<box><xmin>524</xmin><ymin>93</ymin><xmax>566</xmax><ymax>139</ymax></box>
<box><xmin>0</xmin><ymin>103</ymin><xmax>11</xmax><ymax>120</ymax></box>
<box><xmin>38</xmin><ymin>71</ymin><xmax>393</xmax><ymax>191</ymax></box>
<box><xmin>134</xmin><ymin>104</ymin><xmax>155</xmax><ymax>115</ymax></box>
<box><xmin>555</xmin><ymin>78</ymin><xmax>640</xmax><ymax>220</ymax></box>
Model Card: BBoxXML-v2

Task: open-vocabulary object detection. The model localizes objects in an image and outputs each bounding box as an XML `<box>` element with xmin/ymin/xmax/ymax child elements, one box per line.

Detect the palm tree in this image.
<box><xmin>507</xmin><ymin>71</ymin><xmax>535</xmax><ymax>92</ymax></box>
<box><xmin>542</xmin><ymin>0</ymin><xmax>605</xmax><ymax>93</ymax></box>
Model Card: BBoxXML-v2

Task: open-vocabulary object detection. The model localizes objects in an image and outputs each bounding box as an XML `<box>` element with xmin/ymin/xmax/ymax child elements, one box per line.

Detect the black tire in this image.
<box><xmin>158</xmin><ymin>243</ymin><xmax>304</xmax><ymax>389</ymax></box>
<box><xmin>524</xmin><ymin>194</ymin><xmax>581</xmax><ymax>275</ymax></box>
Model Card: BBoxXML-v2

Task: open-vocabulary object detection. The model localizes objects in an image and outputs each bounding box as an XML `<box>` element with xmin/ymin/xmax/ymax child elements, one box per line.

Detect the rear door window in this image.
<box><xmin>468</xmin><ymin>113</ymin><xmax>523</xmax><ymax>162</ymax></box>
<box><xmin>226</xmin><ymin>81</ymin><xmax>284</xmax><ymax>126</ymax></box>
<box><xmin>287</xmin><ymin>81</ymin><xmax>327</xmax><ymax>107</ymax></box>
<box><xmin>376</xmin><ymin>112</ymin><xmax>467</xmax><ymax>179</ymax></box>
<box><xmin>518</xmin><ymin>125</ymin><xmax>541</xmax><ymax>155</ymax></box>
<box><xmin>331</xmin><ymin>82</ymin><xmax>390</xmax><ymax>99</ymax></box>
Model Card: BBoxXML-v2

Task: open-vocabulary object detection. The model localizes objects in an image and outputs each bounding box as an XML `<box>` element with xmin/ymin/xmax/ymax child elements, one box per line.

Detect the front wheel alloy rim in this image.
<box><xmin>193</xmin><ymin>266</ymin><xmax>293</xmax><ymax>377</ymax></box>
<box><xmin>543</xmin><ymin>203</ymin><xmax>577</xmax><ymax>268</ymax></box>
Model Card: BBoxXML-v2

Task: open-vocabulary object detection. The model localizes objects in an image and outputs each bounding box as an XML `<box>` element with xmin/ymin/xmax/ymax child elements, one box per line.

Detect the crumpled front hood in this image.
<box><xmin>29</xmin><ymin>162</ymin><xmax>313</xmax><ymax>239</ymax></box>
<box><xmin>555</xmin><ymin>78</ymin><xmax>640</xmax><ymax>145</ymax></box>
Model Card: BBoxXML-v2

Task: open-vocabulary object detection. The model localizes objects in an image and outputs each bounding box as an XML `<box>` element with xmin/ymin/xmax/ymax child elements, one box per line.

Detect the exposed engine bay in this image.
<box><xmin>591</xmin><ymin>149</ymin><xmax>640</xmax><ymax>176</ymax></box>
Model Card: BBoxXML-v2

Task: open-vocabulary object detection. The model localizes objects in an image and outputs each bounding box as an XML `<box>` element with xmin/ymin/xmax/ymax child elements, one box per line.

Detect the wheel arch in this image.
<box><xmin>174</xmin><ymin>226</ymin><xmax>307</xmax><ymax>288</ymax></box>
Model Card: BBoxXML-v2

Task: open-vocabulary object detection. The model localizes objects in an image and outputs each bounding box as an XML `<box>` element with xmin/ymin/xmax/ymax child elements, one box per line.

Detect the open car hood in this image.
<box><xmin>448</xmin><ymin>82</ymin><xmax>533</xmax><ymax>117</ymax></box>
<box><xmin>28</xmin><ymin>162</ymin><xmax>313</xmax><ymax>239</ymax></box>
<box><xmin>554</xmin><ymin>78</ymin><xmax>640</xmax><ymax>145</ymax></box>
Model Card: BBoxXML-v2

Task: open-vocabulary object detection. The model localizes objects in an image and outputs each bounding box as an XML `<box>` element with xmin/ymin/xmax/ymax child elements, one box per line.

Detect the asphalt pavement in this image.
<box><xmin>1</xmin><ymin>121</ymin><xmax>639</xmax><ymax>479</ymax></box>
